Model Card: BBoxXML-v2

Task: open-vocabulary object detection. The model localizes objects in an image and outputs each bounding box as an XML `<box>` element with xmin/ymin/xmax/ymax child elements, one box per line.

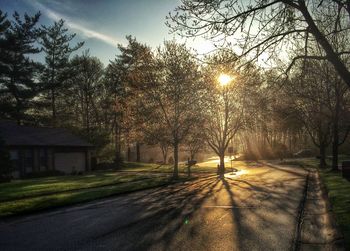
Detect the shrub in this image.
<box><xmin>0</xmin><ymin>137</ymin><xmax>12</xmax><ymax>182</ymax></box>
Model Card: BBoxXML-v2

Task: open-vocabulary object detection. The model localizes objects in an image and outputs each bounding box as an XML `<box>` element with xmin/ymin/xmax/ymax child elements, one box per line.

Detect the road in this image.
<box><xmin>0</xmin><ymin>163</ymin><xmax>308</xmax><ymax>251</ymax></box>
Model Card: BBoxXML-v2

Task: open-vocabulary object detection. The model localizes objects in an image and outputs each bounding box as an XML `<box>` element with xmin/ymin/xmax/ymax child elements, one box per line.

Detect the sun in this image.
<box><xmin>218</xmin><ymin>73</ymin><xmax>233</xmax><ymax>86</ymax></box>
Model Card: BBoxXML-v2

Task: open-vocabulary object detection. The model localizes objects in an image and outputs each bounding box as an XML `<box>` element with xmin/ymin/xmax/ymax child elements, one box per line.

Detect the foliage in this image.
<box><xmin>39</xmin><ymin>19</ymin><xmax>83</xmax><ymax>124</ymax></box>
<box><xmin>140</xmin><ymin>41</ymin><xmax>204</xmax><ymax>178</ymax></box>
<box><xmin>0</xmin><ymin>11</ymin><xmax>42</xmax><ymax>123</ymax></box>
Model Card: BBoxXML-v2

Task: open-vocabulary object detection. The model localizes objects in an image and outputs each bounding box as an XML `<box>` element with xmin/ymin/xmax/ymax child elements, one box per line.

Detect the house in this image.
<box><xmin>0</xmin><ymin>121</ymin><xmax>94</xmax><ymax>178</ymax></box>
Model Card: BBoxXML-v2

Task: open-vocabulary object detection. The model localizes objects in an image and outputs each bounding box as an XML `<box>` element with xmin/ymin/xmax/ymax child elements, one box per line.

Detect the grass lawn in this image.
<box><xmin>278</xmin><ymin>157</ymin><xmax>350</xmax><ymax>249</ymax></box>
<box><xmin>0</xmin><ymin>176</ymin><xmax>174</xmax><ymax>217</ymax></box>
<box><xmin>319</xmin><ymin>170</ymin><xmax>350</xmax><ymax>250</ymax></box>
<box><xmin>0</xmin><ymin>172</ymin><xmax>151</xmax><ymax>202</ymax></box>
<box><xmin>0</xmin><ymin>163</ymin><xmax>194</xmax><ymax>217</ymax></box>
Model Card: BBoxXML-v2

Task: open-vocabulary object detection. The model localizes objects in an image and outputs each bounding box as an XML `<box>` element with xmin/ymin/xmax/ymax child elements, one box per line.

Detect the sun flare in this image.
<box><xmin>218</xmin><ymin>73</ymin><xmax>232</xmax><ymax>86</ymax></box>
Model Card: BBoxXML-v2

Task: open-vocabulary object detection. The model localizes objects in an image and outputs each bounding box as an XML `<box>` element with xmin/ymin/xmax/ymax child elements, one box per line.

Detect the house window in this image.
<box><xmin>9</xmin><ymin>150</ymin><xmax>19</xmax><ymax>171</ymax></box>
<box><xmin>24</xmin><ymin>149</ymin><xmax>33</xmax><ymax>173</ymax></box>
<box><xmin>39</xmin><ymin>148</ymin><xmax>48</xmax><ymax>170</ymax></box>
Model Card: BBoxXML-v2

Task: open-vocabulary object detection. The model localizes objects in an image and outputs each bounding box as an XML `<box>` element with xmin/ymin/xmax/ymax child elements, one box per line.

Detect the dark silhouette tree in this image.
<box><xmin>66</xmin><ymin>51</ymin><xmax>104</xmax><ymax>139</ymax></box>
<box><xmin>0</xmin><ymin>11</ymin><xmax>41</xmax><ymax>124</ymax></box>
<box><xmin>39</xmin><ymin>19</ymin><xmax>83</xmax><ymax>125</ymax></box>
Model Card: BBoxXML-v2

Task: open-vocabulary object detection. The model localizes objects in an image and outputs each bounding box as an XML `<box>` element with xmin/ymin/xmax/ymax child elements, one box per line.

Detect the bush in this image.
<box><xmin>0</xmin><ymin>137</ymin><xmax>12</xmax><ymax>182</ymax></box>
<box><xmin>0</xmin><ymin>176</ymin><xmax>11</xmax><ymax>183</ymax></box>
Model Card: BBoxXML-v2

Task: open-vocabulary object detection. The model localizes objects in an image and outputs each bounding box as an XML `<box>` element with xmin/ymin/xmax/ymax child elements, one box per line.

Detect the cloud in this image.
<box><xmin>29</xmin><ymin>0</ymin><xmax>121</xmax><ymax>47</ymax></box>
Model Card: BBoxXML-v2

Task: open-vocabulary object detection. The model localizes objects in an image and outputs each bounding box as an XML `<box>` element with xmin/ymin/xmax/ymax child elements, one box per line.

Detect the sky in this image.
<box><xmin>0</xmin><ymin>0</ymin><xmax>218</xmax><ymax>66</ymax></box>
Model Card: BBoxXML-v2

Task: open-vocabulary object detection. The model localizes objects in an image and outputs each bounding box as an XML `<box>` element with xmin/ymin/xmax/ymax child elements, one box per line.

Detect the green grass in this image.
<box><xmin>0</xmin><ymin>172</ymin><xmax>150</xmax><ymax>202</ymax></box>
<box><xmin>319</xmin><ymin>170</ymin><xmax>350</xmax><ymax>250</ymax></box>
<box><xmin>0</xmin><ymin>176</ymin><xmax>176</xmax><ymax>217</ymax></box>
<box><xmin>120</xmin><ymin>162</ymin><xmax>174</xmax><ymax>172</ymax></box>
<box><xmin>0</xmin><ymin>161</ymin><xmax>200</xmax><ymax>217</ymax></box>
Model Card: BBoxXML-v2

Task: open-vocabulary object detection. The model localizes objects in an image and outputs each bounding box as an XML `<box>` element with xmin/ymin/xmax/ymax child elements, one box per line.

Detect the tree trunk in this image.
<box><xmin>173</xmin><ymin>142</ymin><xmax>179</xmax><ymax>179</ymax></box>
<box><xmin>319</xmin><ymin>143</ymin><xmax>327</xmax><ymax>168</ymax></box>
<box><xmin>127</xmin><ymin>146</ymin><xmax>131</xmax><ymax>162</ymax></box>
<box><xmin>51</xmin><ymin>89</ymin><xmax>56</xmax><ymax>125</ymax></box>
<box><xmin>115</xmin><ymin>124</ymin><xmax>122</xmax><ymax>168</ymax></box>
<box><xmin>136</xmin><ymin>142</ymin><xmax>140</xmax><ymax>162</ymax></box>
<box><xmin>219</xmin><ymin>151</ymin><xmax>225</xmax><ymax>177</ymax></box>
<box><xmin>190</xmin><ymin>150</ymin><xmax>195</xmax><ymax>161</ymax></box>
<box><xmin>332</xmin><ymin>97</ymin><xmax>340</xmax><ymax>171</ymax></box>
<box><xmin>332</xmin><ymin>120</ymin><xmax>339</xmax><ymax>171</ymax></box>
<box><xmin>160</xmin><ymin>144</ymin><xmax>168</xmax><ymax>164</ymax></box>
<box><xmin>187</xmin><ymin>158</ymin><xmax>191</xmax><ymax>177</ymax></box>
<box><xmin>298</xmin><ymin>1</ymin><xmax>350</xmax><ymax>89</ymax></box>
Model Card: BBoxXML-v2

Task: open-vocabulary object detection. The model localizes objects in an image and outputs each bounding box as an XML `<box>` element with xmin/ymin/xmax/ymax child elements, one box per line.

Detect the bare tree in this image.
<box><xmin>184</xmin><ymin>128</ymin><xmax>206</xmax><ymax>161</ymax></box>
<box><xmin>282</xmin><ymin>60</ymin><xmax>337</xmax><ymax>168</ymax></box>
<box><xmin>202</xmin><ymin>51</ymin><xmax>247</xmax><ymax>176</ymax></box>
<box><xmin>65</xmin><ymin>51</ymin><xmax>104</xmax><ymax>138</ymax></box>
<box><xmin>138</xmin><ymin>41</ymin><xmax>203</xmax><ymax>179</ymax></box>
<box><xmin>168</xmin><ymin>0</ymin><xmax>350</xmax><ymax>89</ymax></box>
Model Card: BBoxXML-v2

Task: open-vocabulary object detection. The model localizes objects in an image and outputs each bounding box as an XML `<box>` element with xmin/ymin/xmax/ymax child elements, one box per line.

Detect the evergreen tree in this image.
<box><xmin>0</xmin><ymin>11</ymin><xmax>41</xmax><ymax>124</ymax></box>
<box><xmin>39</xmin><ymin>19</ymin><xmax>84</xmax><ymax>125</ymax></box>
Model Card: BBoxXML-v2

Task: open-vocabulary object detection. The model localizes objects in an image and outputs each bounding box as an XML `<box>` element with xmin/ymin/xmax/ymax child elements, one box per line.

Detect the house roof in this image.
<box><xmin>0</xmin><ymin>121</ymin><xmax>93</xmax><ymax>147</ymax></box>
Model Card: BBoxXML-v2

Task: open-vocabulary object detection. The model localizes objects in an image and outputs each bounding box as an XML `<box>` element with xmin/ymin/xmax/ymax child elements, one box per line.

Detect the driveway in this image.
<box><xmin>0</xmin><ymin>163</ymin><xmax>308</xmax><ymax>250</ymax></box>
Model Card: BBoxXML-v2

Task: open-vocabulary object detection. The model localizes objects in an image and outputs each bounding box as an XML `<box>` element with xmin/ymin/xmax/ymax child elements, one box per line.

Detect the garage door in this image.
<box><xmin>54</xmin><ymin>152</ymin><xmax>86</xmax><ymax>174</ymax></box>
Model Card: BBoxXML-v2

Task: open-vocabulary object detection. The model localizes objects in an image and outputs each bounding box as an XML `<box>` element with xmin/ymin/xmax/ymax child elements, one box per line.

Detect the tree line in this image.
<box><xmin>1</xmin><ymin>8</ymin><xmax>350</xmax><ymax>179</ymax></box>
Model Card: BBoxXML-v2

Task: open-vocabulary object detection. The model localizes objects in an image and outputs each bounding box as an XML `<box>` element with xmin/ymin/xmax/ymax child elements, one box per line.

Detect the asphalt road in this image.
<box><xmin>0</xmin><ymin>163</ymin><xmax>308</xmax><ymax>251</ymax></box>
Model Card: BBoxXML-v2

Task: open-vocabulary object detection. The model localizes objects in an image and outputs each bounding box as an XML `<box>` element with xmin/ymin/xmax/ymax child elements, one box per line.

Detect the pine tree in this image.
<box><xmin>39</xmin><ymin>19</ymin><xmax>84</xmax><ymax>125</ymax></box>
<box><xmin>0</xmin><ymin>11</ymin><xmax>41</xmax><ymax>124</ymax></box>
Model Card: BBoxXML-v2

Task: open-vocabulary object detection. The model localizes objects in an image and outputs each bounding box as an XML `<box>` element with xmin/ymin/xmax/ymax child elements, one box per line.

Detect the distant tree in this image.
<box><xmin>108</xmin><ymin>36</ymin><xmax>155</xmax><ymax>163</ymax></box>
<box><xmin>39</xmin><ymin>19</ymin><xmax>83</xmax><ymax>125</ymax></box>
<box><xmin>202</xmin><ymin>51</ymin><xmax>246</xmax><ymax>176</ymax></box>
<box><xmin>138</xmin><ymin>41</ymin><xmax>203</xmax><ymax>179</ymax></box>
<box><xmin>65</xmin><ymin>51</ymin><xmax>104</xmax><ymax>139</ymax></box>
<box><xmin>143</xmin><ymin>122</ymin><xmax>172</xmax><ymax>164</ymax></box>
<box><xmin>0</xmin><ymin>11</ymin><xmax>41</xmax><ymax>124</ymax></box>
<box><xmin>184</xmin><ymin>127</ymin><xmax>206</xmax><ymax>161</ymax></box>
<box><xmin>103</xmin><ymin>61</ymin><xmax>125</xmax><ymax>165</ymax></box>
<box><xmin>284</xmin><ymin>61</ymin><xmax>335</xmax><ymax>168</ymax></box>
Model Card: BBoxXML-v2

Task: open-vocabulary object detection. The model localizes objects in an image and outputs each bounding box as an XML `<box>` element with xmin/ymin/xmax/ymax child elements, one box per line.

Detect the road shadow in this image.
<box><xmin>90</xmin><ymin>177</ymin><xmax>220</xmax><ymax>250</ymax></box>
<box><xmin>87</xmin><ymin>166</ymin><xmax>307</xmax><ymax>251</ymax></box>
<box><xmin>220</xmin><ymin>171</ymin><xmax>305</xmax><ymax>251</ymax></box>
